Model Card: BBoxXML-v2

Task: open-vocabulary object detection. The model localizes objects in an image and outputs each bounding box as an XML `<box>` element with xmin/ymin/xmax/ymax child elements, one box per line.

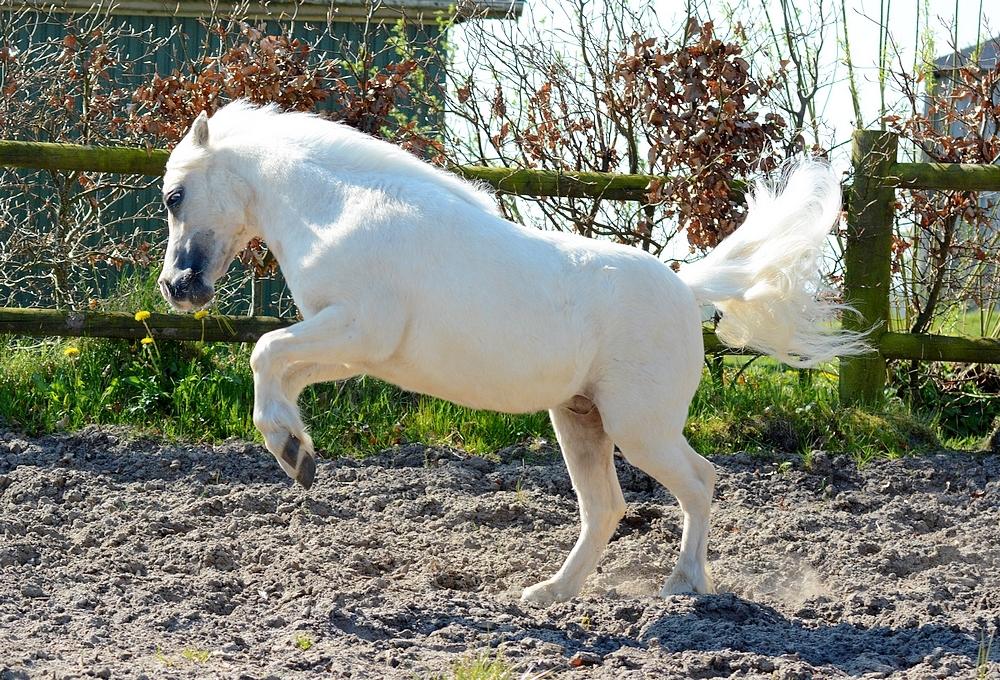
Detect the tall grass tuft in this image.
<box><xmin>687</xmin><ymin>358</ymin><xmax>940</xmax><ymax>462</ymax></box>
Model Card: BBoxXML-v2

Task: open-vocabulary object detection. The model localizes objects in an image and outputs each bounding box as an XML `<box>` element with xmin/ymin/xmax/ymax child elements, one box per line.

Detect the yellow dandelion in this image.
<box><xmin>141</xmin><ymin>336</ymin><xmax>155</xmax><ymax>345</ymax></box>
<box><xmin>134</xmin><ymin>310</ymin><xmax>151</xmax><ymax>322</ymax></box>
<box><xmin>193</xmin><ymin>310</ymin><xmax>208</xmax><ymax>320</ymax></box>
<box><xmin>63</xmin><ymin>346</ymin><xmax>80</xmax><ymax>358</ymax></box>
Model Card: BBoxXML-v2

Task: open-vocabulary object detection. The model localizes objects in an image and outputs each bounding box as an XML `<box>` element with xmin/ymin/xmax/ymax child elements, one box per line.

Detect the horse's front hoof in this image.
<box><xmin>263</xmin><ymin>430</ymin><xmax>316</xmax><ymax>489</ymax></box>
<box><xmin>295</xmin><ymin>450</ymin><xmax>316</xmax><ymax>490</ymax></box>
<box><xmin>280</xmin><ymin>434</ymin><xmax>316</xmax><ymax>490</ymax></box>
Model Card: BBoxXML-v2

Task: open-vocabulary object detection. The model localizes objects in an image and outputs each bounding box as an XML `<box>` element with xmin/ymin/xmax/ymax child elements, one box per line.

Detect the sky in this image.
<box><xmin>446</xmin><ymin>1</ymin><xmax>999</xmax><ymax>261</ymax></box>
<box><xmin>452</xmin><ymin>0</ymin><xmax>999</xmax><ymax>174</ymax></box>
<box><xmin>806</xmin><ymin>0</ymin><xmax>997</xmax><ymax>170</ymax></box>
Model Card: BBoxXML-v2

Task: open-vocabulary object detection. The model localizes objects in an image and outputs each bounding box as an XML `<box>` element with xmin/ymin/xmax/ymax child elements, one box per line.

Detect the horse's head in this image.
<box><xmin>158</xmin><ymin>111</ymin><xmax>252</xmax><ymax>311</ymax></box>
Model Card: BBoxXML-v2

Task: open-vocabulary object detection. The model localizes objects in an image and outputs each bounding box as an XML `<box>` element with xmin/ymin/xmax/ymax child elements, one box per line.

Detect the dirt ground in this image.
<box><xmin>0</xmin><ymin>426</ymin><xmax>998</xmax><ymax>679</ymax></box>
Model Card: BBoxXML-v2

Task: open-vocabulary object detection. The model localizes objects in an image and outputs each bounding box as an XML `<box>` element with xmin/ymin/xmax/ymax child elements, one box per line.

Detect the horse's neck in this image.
<box><xmin>248</xmin><ymin>160</ymin><xmax>341</xmax><ymax>265</ymax></box>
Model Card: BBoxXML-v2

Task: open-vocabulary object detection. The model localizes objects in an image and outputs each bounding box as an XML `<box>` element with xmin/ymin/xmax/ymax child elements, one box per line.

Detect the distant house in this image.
<box><xmin>914</xmin><ymin>39</ymin><xmax>1000</xmax><ymax>319</ymax></box>
<box><xmin>17</xmin><ymin>0</ymin><xmax>520</xmax><ymax>21</ymax></box>
<box><xmin>7</xmin><ymin>1</ymin><xmax>523</xmax><ymax>109</ymax></box>
<box><xmin>931</xmin><ymin>37</ymin><xmax>1000</xmax><ymax>142</ymax></box>
<box><xmin>934</xmin><ymin>36</ymin><xmax>1000</xmax><ymax>73</ymax></box>
<box><xmin>7</xmin><ymin>0</ymin><xmax>522</xmax><ymax>135</ymax></box>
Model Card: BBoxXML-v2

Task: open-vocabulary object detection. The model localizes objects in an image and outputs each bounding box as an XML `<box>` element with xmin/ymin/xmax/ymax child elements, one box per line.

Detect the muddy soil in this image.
<box><xmin>0</xmin><ymin>426</ymin><xmax>998</xmax><ymax>679</ymax></box>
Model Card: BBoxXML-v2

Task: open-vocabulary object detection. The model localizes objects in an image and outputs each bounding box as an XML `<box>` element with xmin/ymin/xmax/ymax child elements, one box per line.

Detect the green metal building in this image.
<box><xmin>0</xmin><ymin>0</ymin><xmax>521</xmax><ymax>314</ymax></box>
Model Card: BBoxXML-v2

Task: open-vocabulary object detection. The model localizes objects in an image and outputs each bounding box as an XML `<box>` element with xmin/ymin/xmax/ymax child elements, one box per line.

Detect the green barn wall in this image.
<box><xmin>1</xmin><ymin>9</ymin><xmax>444</xmax><ymax>315</ymax></box>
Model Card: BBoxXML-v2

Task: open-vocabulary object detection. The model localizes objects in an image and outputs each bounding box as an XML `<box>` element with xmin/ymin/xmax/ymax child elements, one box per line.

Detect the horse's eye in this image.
<box><xmin>165</xmin><ymin>188</ymin><xmax>184</xmax><ymax>210</ymax></box>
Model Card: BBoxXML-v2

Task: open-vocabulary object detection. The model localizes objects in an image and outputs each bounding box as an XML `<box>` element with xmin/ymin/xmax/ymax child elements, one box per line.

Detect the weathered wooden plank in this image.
<box><xmin>886</xmin><ymin>162</ymin><xmax>1000</xmax><ymax>191</ymax></box>
<box><xmin>702</xmin><ymin>329</ymin><xmax>758</xmax><ymax>356</ymax></box>
<box><xmin>0</xmin><ymin>139</ymin><xmax>745</xmax><ymax>202</ymax></box>
<box><xmin>0</xmin><ymin>308</ymin><xmax>292</xmax><ymax>342</ymax></box>
<box><xmin>707</xmin><ymin>329</ymin><xmax>1000</xmax><ymax>364</ymax></box>
<box><xmin>0</xmin><ymin>307</ymin><xmax>757</xmax><ymax>356</ymax></box>
<box><xmin>840</xmin><ymin>130</ymin><xmax>898</xmax><ymax>405</ymax></box>
<box><xmin>8</xmin><ymin>141</ymin><xmax>1000</xmax><ymax>200</ymax></box>
<box><xmin>452</xmin><ymin>165</ymin><xmax>657</xmax><ymax>201</ymax></box>
<box><xmin>0</xmin><ymin>141</ymin><xmax>169</xmax><ymax>176</ymax></box>
<box><xmin>11</xmin><ymin>308</ymin><xmax>1000</xmax><ymax>366</ymax></box>
<box><xmin>879</xmin><ymin>332</ymin><xmax>1000</xmax><ymax>363</ymax></box>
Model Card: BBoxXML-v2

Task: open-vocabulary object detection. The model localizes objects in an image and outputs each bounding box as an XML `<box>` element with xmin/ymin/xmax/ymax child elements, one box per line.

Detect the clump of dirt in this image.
<box><xmin>0</xmin><ymin>426</ymin><xmax>997</xmax><ymax>678</ymax></box>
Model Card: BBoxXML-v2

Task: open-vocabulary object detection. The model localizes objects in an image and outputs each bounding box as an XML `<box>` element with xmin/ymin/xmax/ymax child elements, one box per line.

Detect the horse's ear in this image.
<box><xmin>191</xmin><ymin>111</ymin><xmax>209</xmax><ymax>148</ymax></box>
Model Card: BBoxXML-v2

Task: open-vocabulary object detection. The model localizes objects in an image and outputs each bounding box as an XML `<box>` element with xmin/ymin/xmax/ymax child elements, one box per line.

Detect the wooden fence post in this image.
<box><xmin>839</xmin><ymin>130</ymin><xmax>898</xmax><ymax>405</ymax></box>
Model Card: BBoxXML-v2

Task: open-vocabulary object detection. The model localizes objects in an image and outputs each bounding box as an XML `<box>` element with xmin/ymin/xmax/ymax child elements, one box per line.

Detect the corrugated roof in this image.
<box><xmin>12</xmin><ymin>0</ymin><xmax>523</xmax><ymax>23</ymax></box>
<box><xmin>933</xmin><ymin>37</ymin><xmax>1000</xmax><ymax>73</ymax></box>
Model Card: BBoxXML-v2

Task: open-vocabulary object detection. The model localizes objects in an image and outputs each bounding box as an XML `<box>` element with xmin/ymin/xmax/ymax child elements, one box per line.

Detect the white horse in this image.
<box><xmin>158</xmin><ymin>101</ymin><xmax>864</xmax><ymax>604</ymax></box>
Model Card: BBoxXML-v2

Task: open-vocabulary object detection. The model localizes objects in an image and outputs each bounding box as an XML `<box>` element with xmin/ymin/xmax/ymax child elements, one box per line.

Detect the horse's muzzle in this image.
<box><xmin>158</xmin><ymin>269</ymin><xmax>214</xmax><ymax>310</ymax></box>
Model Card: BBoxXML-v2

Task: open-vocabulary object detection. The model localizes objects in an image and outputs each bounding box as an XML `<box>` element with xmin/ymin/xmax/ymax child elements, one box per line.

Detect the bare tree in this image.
<box><xmin>0</xmin><ymin>6</ymin><xmax>168</xmax><ymax>308</ymax></box>
<box><xmin>445</xmin><ymin>0</ymin><xmax>790</xmax><ymax>258</ymax></box>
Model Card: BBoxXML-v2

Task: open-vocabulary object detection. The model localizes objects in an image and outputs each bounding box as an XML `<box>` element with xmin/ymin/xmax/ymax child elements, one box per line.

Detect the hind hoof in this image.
<box><xmin>521</xmin><ymin>579</ymin><xmax>576</xmax><ymax>605</ymax></box>
<box><xmin>660</xmin><ymin>567</ymin><xmax>715</xmax><ymax>596</ymax></box>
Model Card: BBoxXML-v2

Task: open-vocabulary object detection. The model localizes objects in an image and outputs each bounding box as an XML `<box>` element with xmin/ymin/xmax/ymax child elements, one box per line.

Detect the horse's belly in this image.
<box><xmin>368</xmin><ymin>341</ymin><xmax>584</xmax><ymax>414</ymax></box>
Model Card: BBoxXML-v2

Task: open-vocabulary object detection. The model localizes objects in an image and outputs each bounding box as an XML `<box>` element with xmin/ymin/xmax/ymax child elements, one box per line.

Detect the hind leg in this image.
<box><xmin>618</xmin><ymin>434</ymin><xmax>716</xmax><ymax>595</ymax></box>
<box><xmin>521</xmin><ymin>398</ymin><xmax>625</xmax><ymax>605</ymax></box>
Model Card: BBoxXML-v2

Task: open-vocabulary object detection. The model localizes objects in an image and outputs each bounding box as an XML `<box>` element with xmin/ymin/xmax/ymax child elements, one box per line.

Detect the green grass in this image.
<box><xmin>180</xmin><ymin>648</ymin><xmax>211</xmax><ymax>663</ymax></box>
<box><xmin>688</xmin><ymin>358</ymin><xmax>943</xmax><ymax>463</ymax></box>
<box><xmin>0</xmin><ymin>271</ymin><xmax>973</xmax><ymax>462</ymax></box>
<box><xmin>0</xmin><ymin>271</ymin><xmax>551</xmax><ymax>456</ymax></box>
<box><xmin>0</xmin><ymin>331</ymin><xmax>965</xmax><ymax>461</ymax></box>
<box><xmin>446</xmin><ymin>653</ymin><xmax>517</xmax><ymax>680</ymax></box>
<box><xmin>0</xmin><ymin>334</ymin><xmax>551</xmax><ymax>456</ymax></box>
<box><xmin>153</xmin><ymin>647</ymin><xmax>211</xmax><ymax>666</ymax></box>
<box><xmin>978</xmin><ymin>630</ymin><xmax>995</xmax><ymax>680</ymax></box>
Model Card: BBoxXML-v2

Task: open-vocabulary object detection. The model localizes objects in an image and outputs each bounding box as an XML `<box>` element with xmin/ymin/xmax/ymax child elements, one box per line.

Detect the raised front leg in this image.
<box><xmin>282</xmin><ymin>362</ymin><xmax>354</xmax><ymax>403</ymax></box>
<box><xmin>250</xmin><ymin>304</ymin><xmax>378</xmax><ymax>488</ymax></box>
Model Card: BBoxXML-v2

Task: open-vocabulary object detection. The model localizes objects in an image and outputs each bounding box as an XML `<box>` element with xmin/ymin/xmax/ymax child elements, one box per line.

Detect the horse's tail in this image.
<box><xmin>676</xmin><ymin>158</ymin><xmax>869</xmax><ymax>368</ymax></box>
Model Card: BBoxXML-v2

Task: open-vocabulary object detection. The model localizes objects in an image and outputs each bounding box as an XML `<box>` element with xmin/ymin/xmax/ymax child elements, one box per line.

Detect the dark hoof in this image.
<box><xmin>280</xmin><ymin>435</ymin><xmax>315</xmax><ymax>490</ymax></box>
<box><xmin>296</xmin><ymin>453</ymin><xmax>316</xmax><ymax>490</ymax></box>
<box><xmin>281</xmin><ymin>435</ymin><xmax>300</xmax><ymax>468</ymax></box>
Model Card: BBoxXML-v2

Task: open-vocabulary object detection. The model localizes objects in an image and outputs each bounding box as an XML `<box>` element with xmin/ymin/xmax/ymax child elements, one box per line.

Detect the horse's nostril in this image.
<box><xmin>158</xmin><ymin>279</ymin><xmax>175</xmax><ymax>301</ymax></box>
<box><xmin>170</xmin><ymin>276</ymin><xmax>190</xmax><ymax>299</ymax></box>
<box><xmin>159</xmin><ymin>268</ymin><xmax>210</xmax><ymax>306</ymax></box>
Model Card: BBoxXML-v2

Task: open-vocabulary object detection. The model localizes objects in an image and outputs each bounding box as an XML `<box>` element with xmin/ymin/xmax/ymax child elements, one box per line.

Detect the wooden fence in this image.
<box><xmin>3</xmin><ymin>131</ymin><xmax>1000</xmax><ymax>405</ymax></box>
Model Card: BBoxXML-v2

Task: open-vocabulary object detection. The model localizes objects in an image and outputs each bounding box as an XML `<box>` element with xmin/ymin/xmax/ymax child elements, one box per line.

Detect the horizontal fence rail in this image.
<box><xmin>0</xmin><ymin>308</ymin><xmax>292</xmax><ymax>342</ymax></box>
<box><xmin>0</xmin><ymin>140</ymin><xmax>169</xmax><ymax>176</ymax></box>
<box><xmin>885</xmin><ymin>162</ymin><xmax>1000</xmax><ymax>191</ymax></box>
<box><xmin>451</xmin><ymin>165</ymin><xmax>665</xmax><ymax>201</ymax></box>
<box><xmin>4</xmin><ymin>135</ymin><xmax>1000</xmax><ymax>406</ymax></box>
<box><xmin>0</xmin><ymin>307</ymin><xmax>747</xmax><ymax>352</ymax></box>
<box><xmin>6</xmin><ymin>308</ymin><xmax>997</xmax><ymax>364</ymax></box>
<box><xmin>0</xmin><ymin>140</ymin><xmax>670</xmax><ymax>202</ymax></box>
<box><xmin>879</xmin><ymin>332</ymin><xmax>1000</xmax><ymax>363</ymax></box>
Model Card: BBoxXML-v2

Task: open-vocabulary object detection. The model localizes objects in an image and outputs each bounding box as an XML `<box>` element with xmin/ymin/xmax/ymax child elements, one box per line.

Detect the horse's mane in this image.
<box><xmin>196</xmin><ymin>100</ymin><xmax>499</xmax><ymax>215</ymax></box>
